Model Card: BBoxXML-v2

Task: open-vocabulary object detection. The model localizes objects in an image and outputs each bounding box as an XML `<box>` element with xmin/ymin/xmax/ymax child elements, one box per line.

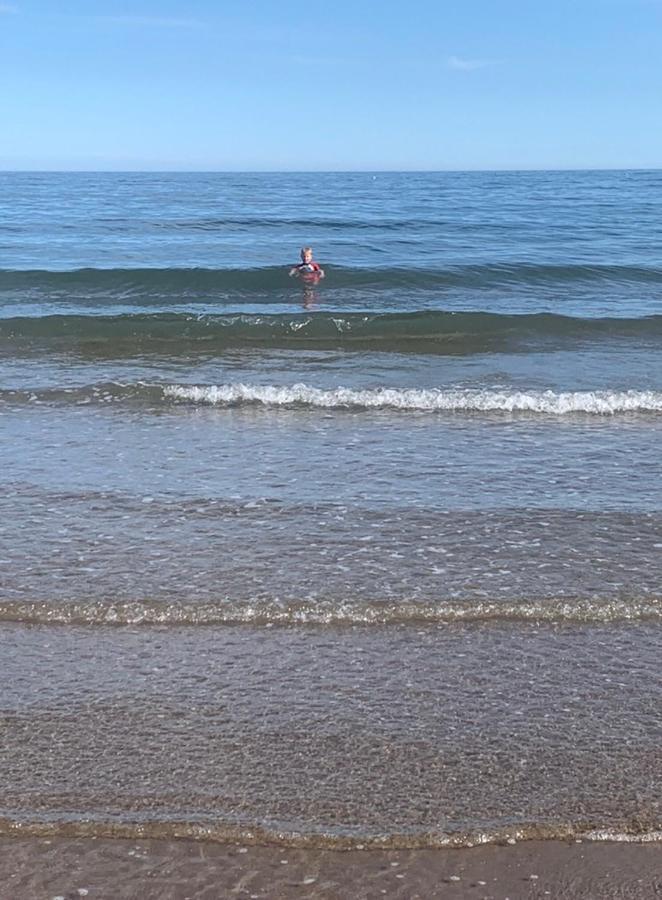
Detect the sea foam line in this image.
<box><xmin>163</xmin><ymin>383</ymin><xmax>662</xmax><ymax>415</ymax></box>
<box><xmin>1</xmin><ymin>597</ymin><xmax>660</xmax><ymax>626</ymax></box>
<box><xmin>0</xmin><ymin>816</ymin><xmax>658</xmax><ymax>849</ymax></box>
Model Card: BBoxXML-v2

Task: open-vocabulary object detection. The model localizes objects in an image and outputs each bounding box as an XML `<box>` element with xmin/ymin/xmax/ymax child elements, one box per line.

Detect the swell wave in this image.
<box><xmin>2</xmin><ymin>262</ymin><xmax>662</xmax><ymax>296</ymax></box>
<box><xmin>0</xmin><ymin>597</ymin><xmax>660</xmax><ymax>626</ymax></box>
<box><xmin>4</xmin><ymin>382</ymin><xmax>662</xmax><ymax>416</ymax></box>
<box><xmin>2</xmin><ymin>309</ymin><xmax>662</xmax><ymax>353</ymax></box>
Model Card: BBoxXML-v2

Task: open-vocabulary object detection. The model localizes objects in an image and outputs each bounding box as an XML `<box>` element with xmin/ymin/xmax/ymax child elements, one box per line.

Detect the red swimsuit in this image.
<box><xmin>295</xmin><ymin>262</ymin><xmax>323</xmax><ymax>282</ymax></box>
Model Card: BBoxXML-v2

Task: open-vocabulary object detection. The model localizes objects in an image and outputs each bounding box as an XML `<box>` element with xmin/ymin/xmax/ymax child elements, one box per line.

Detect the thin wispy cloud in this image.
<box><xmin>447</xmin><ymin>55</ymin><xmax>494</xmax><ymax>72</ymax></box>
<box><xmin>0</xmin><ymin>4</ymin><xmax>19</xmax><ymax>13</ymax></box>
<box><xmin>96</xmin><ymin>15</ymin><xmax>204</xmax><ymax>29</ymax></box>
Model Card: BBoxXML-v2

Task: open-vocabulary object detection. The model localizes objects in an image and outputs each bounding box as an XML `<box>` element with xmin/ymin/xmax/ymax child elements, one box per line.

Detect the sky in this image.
<box><xmin>2</xmin><ymin>0</ymin><xmax>662</xmax><ymax>170</ymax></box>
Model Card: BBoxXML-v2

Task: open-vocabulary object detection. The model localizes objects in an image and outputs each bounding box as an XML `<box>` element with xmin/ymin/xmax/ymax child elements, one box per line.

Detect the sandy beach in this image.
<box><xmin>0</xmin><ymin>837</ymin><xmax>660</xmax><ymax>899</ymax></box>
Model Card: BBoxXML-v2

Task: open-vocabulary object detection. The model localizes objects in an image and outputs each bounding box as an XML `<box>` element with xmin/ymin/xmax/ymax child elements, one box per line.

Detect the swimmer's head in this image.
<box><xmin>300</xmin><ymin>246</ymin><xmax>313</xmax><ymax>263</ymax></box>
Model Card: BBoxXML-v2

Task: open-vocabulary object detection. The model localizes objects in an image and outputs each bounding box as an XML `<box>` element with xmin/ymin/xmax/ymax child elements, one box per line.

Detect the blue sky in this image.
<box><xmin>2</xmin><ymin>0</ymin><xmax>661</xmax><ymax>170</ymax></box>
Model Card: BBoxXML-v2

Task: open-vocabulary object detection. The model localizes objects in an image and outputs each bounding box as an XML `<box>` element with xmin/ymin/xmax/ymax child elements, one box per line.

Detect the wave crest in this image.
<box><xmin>164</xmin><ymin>384</ymin><xmax>662</xmax><ymax>415</ymax></box>
<box><xmin>2</xmin><ymin>310</ymin><xmax>662</xmax><ymax>354</ymax></box>
<box><xmin>4</xmin><ymin>382</ymin><xmax>662</xmax><ymax>415</ymax></box>
<box><xmin>3</xmin><ymin>262</ymin><xmax>662</xmax><ymax>295</ymax></box>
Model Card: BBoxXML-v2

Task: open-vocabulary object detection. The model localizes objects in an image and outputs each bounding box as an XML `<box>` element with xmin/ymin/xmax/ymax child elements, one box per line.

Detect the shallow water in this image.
<box><xmin>1</xmin><ymin>623</ymin><xmax>660</xmax><ymax>844</ymax></box>
<box><xmin>0</xmin><ymin>171</ymin><xmax>660</xmax><ymax>845</ymax></box>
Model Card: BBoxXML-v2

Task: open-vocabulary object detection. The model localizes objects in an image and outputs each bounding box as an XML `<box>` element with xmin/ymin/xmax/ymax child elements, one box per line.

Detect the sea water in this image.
<box><xmin>0</xmin><ymin>170</ymin><xmax>660</xmax><ymax>846</ymax></box>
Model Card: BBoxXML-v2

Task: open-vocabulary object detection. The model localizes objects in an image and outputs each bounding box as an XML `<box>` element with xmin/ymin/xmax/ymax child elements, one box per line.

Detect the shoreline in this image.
<box><xmin>0</xmin><ymin>817</ymin><xmax>660</xmax><ymax>849</ymax></box>
<box><xmin>0</xmin><ymin>837</ymin><xmax>660</xmax><ymax>899</ymax></box>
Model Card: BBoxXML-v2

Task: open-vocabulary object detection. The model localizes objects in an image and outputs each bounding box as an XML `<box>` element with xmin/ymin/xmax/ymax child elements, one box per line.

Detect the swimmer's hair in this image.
<box><xmin>301</xmin><ymin>246</ymin><xmax>313</xmax><ymax>255</ymax></box>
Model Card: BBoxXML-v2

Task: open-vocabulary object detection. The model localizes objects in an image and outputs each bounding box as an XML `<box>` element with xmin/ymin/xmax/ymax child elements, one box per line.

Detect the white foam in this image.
<box><xmin>163</xmin><ymin>383</ymin><xmax>662</xmax><ymax>415</ymax></box>
<box><xmin>583</xmin><ymin>829</ymin><xmax>662</xmax><ymax>843</ymax></box>
<box><xmin>2</xmin><ymin>597</ymin><xmax>660</xmax><ymax>626</ymax></box>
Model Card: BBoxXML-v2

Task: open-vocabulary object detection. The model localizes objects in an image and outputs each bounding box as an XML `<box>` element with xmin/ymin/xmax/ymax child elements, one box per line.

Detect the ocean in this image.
<box><xmin>0</xmin><ymin>170</ymin><xmax>660</xmax><ymax>848</ymax></box>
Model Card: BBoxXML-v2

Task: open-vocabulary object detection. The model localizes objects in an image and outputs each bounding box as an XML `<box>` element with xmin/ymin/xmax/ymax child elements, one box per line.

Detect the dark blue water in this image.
<box><xmin>0</xmin><ymin>171</ymin><xmax>660</xmax><ymax>846</ymax></box>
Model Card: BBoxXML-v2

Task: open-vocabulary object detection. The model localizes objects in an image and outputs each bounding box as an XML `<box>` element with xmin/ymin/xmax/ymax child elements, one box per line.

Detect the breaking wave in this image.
<box><xmin>162</xmin><ymin>384</ymin><xmax>662</xmax><ymax>415</ymax></box>
<box><xmin>4</xmin><ymin>381</ymin><xmax>662</xmax><ymax>416</ymax></box>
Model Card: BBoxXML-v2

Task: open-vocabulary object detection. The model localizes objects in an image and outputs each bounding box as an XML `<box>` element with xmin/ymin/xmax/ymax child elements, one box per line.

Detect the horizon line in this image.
<box><xmin>1</xmin><ymin>166</ymin><xmax>661</xmax><ymax>175</ymax></box>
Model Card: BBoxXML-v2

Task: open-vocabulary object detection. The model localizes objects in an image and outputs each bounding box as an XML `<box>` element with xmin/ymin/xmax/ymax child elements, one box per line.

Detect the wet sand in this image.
<box><xmin>0</xmin><ymin>838</ymin><xmax>660</xmax><ymax>899</ymax></box>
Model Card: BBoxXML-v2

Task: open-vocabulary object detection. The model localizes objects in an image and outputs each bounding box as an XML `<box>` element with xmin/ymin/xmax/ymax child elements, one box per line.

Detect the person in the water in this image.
<box><xmin>289</xmin><ymin>246</ymin><xmax>325</xmax><ymax>283</ymax></box>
